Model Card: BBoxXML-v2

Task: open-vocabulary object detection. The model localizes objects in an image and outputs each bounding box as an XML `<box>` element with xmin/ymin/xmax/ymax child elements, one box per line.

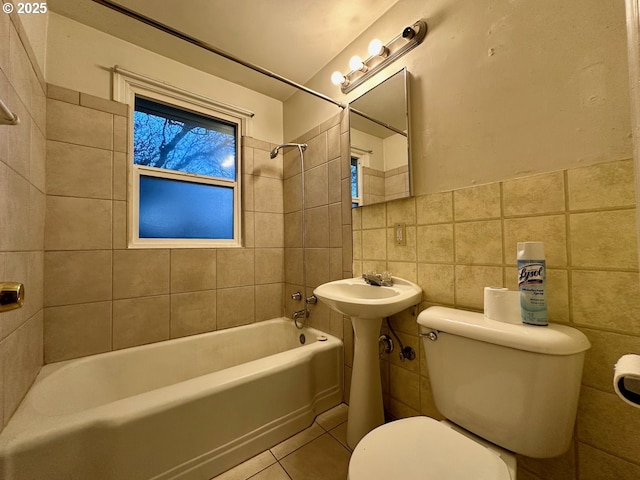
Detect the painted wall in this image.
<box><xmin>285</xmin><ymin>0</ymin><xmax>632</xmax><ymax>194</ymax></box>
<box><xmin>46</xmin><ymin>13</ymin><xmax>284</xmax><ymax>145</ymax></box>
<box><xmin>384</xmin><ymin>133</ymin><xmax>407</xmax><ymax>171</ymax></box>
<box><xmin>350</xmin><ymin>128</ymin><xmax>406</xmax><ymax>172</ymax></box>
<box><xmin>351</xmin><ymin>128</ymin><xmax>384</xmax><ymax>169</ymax></box>
<box><xmin>16</xmin><ymin>6</ymin><xmax>47</xmax><ymax>74</ymax></box>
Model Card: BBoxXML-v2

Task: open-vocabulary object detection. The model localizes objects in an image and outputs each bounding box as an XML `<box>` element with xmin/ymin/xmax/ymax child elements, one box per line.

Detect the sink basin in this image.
<box><xmin>313</xmin><ymin>276</ymin><xmax>422</xmax><ymax>319</ymax></box>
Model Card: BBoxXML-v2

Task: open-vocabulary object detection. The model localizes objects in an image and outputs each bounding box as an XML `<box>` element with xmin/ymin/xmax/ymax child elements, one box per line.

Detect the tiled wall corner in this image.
<box><xmin>283</xmin><ymin>111</ymin><xmax>349</xmax><ymax>336</ymax></box>
<box><xmin>281</xmin><ymin>110</ymin><xmax>351</xmax><ymax>403</ymax></box>
<box><xmin>0</xmin><ymin>12</ymin><xmax>46</xmax><ymax>431</ymax></box>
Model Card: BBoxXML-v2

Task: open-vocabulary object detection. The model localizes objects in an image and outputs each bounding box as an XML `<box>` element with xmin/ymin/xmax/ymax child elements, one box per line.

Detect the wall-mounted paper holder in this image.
<box><xmin>0</xmin><ymin>282</ymin><xmax>25</xmax><ymax>313</ymax></box>
<box><xmin>614</xmin><ymin>354</ymin><xmax>640</xmax><ymax>408</ymax></box>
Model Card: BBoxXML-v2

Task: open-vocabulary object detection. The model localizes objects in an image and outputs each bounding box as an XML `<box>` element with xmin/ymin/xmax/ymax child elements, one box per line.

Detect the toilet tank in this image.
<box><xmin>418</xmin><ymin>306</ymin><xmax>590</xmax><ymax>458</ymax></box>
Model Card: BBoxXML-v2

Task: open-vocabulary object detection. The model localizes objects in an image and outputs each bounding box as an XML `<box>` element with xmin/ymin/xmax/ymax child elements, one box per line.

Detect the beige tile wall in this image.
<box><xmin>0</xmin><ymin>12</ymin><xmax>46</xmax><ymax>431</ymax></box>
<box><xmin>282</xmin><ymin>111</ymin><xmax>352</xmax><ymax>346</ymax></box>
<box><xmin>362</xmin><ymin>166</ymin><xmax>385</xmax><ymax>205</ymax></box>
<box><xmin>361</xmin><ymin>165</ymin><xmax>409</xmax><ymax>205</ymax></box>
<box><xmin>43</xmin><ymin>86</ymin><xmax>287</xmax><ymax>363</ymax></box>
<box><xmin>384</xmin><ymin>165</ymin><xmax>409</xmax><ymax>202</ymax></box>
<box><xmin>352</xmin><ymin>158</ymin><xmax>640</xmax><ymax>479</ymax></box>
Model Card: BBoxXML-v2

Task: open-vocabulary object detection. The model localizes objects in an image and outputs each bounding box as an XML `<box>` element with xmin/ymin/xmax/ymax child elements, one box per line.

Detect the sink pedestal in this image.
<box><xmin>312</xmin><ymin>276</ymin><xmax>422</xmax><ymax>449</ymax></box>
<box><xmin>347</xmin><ymin>316</ymin><xmax>385</xmax><ymax>449</ymax></box>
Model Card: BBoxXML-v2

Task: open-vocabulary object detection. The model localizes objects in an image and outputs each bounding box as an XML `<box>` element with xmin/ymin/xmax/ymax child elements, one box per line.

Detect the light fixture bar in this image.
<box><xmin>336</xmin><ymin>19</ymin><xmax>427</xmax><ymax>94</ymax></box>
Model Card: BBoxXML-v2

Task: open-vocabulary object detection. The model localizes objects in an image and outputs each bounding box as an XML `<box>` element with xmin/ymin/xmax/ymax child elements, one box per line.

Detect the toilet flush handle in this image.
<box><xmin>420</xmin><ymin>331</ymin><xmax>439</xmax><ymax>341</ymax></box>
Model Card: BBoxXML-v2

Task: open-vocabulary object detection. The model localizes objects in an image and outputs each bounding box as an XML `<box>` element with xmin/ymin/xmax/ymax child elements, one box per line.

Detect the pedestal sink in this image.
<box><xmin>313</xmin><ymin>276</ymin><xmax>422</xmax><ymax>448</ymax></box>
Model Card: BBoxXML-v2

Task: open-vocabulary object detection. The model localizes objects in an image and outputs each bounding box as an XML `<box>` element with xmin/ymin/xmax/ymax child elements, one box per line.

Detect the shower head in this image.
<box><xmin>269</xmin><ymin>143</ymin><xmax>308</xmax><ymax>159</ymax></box>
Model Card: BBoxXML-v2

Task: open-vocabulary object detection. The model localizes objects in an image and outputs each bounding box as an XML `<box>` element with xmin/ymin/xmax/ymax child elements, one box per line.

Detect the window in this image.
<box><xmin>114</xmin><ymin>67</ymin><xmax>253</xmax><ymax>247</ymax></box>
<box><xmin>351</xmin><ymin>155</ymin><xmax>363</xmax><ymax>208</ymax></box>
<box><xmin>134</xmin><ymin>97</ymin><xmax>238</xmax><ymax>241</ymax></box>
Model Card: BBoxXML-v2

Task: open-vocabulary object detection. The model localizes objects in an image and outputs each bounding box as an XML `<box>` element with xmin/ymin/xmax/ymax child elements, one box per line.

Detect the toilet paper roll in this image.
<box><xmin>614</xmin><ymin>354</ymin><xmax>640</xmax><ymax>408</ymax></box>
<box><xmin>483</xmin><ymin>287</ymin><xmax>521</xmax><ymax>324</ymax></box>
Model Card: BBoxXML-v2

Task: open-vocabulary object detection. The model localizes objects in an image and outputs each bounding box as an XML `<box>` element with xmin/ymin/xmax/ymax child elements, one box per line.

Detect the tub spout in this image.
<box><xmin>293</xmin><ymin>308</ymin><xmax>308</xmax><ymax>329</ymax></box>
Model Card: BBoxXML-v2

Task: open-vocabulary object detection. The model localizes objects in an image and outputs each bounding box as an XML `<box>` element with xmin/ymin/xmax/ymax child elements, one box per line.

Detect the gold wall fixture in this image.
<box><xmin>331</xmin><ymin>19</ymin><xmax>428</xmax><ymax>94</ymax></box>
<box><xmin>0</xmin><ymin>282</ymin><xmax>25</xmax><ymax>312</ymax></box>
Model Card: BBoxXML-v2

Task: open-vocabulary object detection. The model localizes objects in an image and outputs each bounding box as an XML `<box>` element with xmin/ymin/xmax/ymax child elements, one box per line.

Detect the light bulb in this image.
<box><xmin>331</xmin><ymin>71</ymin><xmax>346</xmax><ymax>86</ymax></box>
<box><xmin>349</xmin><ymin>55</ymin><xmax>365</xmax><ymax>72</ymax></box>
<box><xmin>368</xmin><ymin>39</ymin><xmax>384</xmax><ymax>57</ymax></box>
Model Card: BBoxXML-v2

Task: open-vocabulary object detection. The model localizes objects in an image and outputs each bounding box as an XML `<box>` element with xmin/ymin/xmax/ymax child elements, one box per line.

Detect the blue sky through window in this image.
<box><xmin>351</xmin><ymin>157</ymin><xmax>359</xmax><ymax>198</ymax></box>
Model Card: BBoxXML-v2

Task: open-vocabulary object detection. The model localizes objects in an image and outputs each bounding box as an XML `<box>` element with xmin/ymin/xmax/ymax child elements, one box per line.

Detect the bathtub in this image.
<box><xmin>0</xmin><ymin>318</ymin><xmax>343</xmax><ymax>480</ymax></box>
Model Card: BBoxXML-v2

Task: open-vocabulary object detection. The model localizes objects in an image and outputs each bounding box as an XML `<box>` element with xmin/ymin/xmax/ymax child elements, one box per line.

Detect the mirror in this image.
<box><xmin>349</xmin><ymin>68</ymin><xmax>411</xmax><ymax>207</ymax></box>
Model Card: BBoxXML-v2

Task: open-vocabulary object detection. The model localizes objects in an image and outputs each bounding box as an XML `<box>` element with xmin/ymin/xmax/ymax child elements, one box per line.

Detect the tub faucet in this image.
<box><xmin>362</xmin><ymin>271</ymin><xmax>393</xmax><ymax>287</ymax></box>
<box><xmin>292</xmin><ymin>308</ymin><xmax>309</xmax><ymax>329</ymax></box>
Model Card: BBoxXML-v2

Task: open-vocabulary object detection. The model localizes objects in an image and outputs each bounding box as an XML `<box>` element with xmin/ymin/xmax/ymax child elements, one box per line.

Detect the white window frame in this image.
<box><xmin>113</xmin><ymin>67</ymin><xmax>254</xmax><ymax>248</ymax></box>
<box><xmin>350</xmin><ymin>146</ymin><xmax>370</xmax><ymax>207</ymax></box>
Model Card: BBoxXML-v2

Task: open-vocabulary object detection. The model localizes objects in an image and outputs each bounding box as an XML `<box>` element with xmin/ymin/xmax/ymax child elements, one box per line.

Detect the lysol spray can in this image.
<box><xmin>517</xmin><ymin>242</ymin><xmax>548</xmax><ymax>326</ymax></box>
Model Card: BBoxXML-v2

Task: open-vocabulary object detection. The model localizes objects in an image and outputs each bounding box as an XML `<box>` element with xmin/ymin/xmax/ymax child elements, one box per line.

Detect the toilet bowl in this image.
<box><xmin>348</xmin><ymin>417</ymin><xmax>515</xmax><ymax>480</ymax></box>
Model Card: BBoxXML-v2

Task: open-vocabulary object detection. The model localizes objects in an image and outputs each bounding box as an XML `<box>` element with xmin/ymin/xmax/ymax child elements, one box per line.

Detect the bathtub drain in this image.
<box><xmin>299</xmin><ymin>333</ymin><xmax>306</xmax><ymax>344</ymax></box>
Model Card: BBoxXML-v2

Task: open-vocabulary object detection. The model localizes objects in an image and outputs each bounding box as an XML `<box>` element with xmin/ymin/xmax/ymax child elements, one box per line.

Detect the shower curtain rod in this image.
<box><xmin>0</xmin><ymin>98</ymin><xmax>19</xmax><ymax>126</ymax></box>
<box><xmin>91</xmin><ymin>0</ymin><xmax>347</xmax><ymax>109</ymax></box>
<box><xmin>350</xmin><ymin>107</ymin><xmax>407</xmax><ymax>137</ymax></box>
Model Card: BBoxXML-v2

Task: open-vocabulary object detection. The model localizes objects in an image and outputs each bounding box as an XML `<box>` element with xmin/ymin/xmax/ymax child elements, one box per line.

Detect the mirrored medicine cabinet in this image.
<box><xmin>349</xmin><ymin>68</ymin><xmax>411</xmax><ymax>207</ymax></box>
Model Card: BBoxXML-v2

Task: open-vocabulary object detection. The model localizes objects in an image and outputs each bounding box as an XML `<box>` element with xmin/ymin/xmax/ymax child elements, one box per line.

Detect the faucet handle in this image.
<box><xmin>379</xmin><ymin>272</ymin><xmax>394</xmax><ymax>286</ymax></box>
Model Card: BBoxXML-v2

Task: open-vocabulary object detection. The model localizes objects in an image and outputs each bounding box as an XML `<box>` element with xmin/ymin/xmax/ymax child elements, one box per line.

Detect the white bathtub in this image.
<box><xmin>0</xmin><ymin>318</ymin><xmax>343</xmax><ymax>480</ymax></box>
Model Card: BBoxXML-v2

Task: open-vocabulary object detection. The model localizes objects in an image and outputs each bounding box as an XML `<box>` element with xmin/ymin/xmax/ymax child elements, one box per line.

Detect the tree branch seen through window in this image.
<box><xmin>134</xmin><ymin>98</ymin><xmax>236</xmax><ymax>180</ymax></box>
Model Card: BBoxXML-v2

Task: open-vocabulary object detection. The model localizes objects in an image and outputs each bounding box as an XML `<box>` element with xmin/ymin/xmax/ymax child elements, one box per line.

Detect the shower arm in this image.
<box><xmin>91</xmin><ymin>0</ymin><xmax>347</xmax><ymax>110</ymax></box>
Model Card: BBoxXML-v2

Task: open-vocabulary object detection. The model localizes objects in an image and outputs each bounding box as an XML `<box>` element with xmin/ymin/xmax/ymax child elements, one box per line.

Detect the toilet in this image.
<box><xmin>348</xmin><ymin>306</ymin><xmax>591</xmax><ymax>480</ymax></box>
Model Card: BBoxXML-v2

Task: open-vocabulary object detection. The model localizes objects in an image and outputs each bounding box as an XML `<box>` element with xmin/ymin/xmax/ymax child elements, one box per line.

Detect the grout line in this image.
<box><xmin>500</xmin><ymin>181</ymin><xmax>506</xmax><ymax>287</ymax></box>
<box><xmin>564</xmin><ymin>170</ymin><xmax>575</xmax><ymax>326</ymax></box>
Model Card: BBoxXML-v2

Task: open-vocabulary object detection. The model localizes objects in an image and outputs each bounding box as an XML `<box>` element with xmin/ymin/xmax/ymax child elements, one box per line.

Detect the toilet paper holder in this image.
<box><xmin>0</xmin><ymin>282</ymin><xmax>25</xmax><ymax>313</ymax></box>
<box><xmin>614</xmin><ymin>354</ymin><xmax>640</xmax><ymax>408</ymax></box>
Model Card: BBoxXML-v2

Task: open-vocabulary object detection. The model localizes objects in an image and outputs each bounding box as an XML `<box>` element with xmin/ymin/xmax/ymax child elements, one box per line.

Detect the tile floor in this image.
<box><xmin>211</xmin><ymin>403</ymin><xmax>351</xmax><ymax>480</ymax></box>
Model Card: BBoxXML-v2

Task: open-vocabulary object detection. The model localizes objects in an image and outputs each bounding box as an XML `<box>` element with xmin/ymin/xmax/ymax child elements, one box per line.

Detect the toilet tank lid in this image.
<box><xmin>418</xmin><ymin>306</ymin><xmax>591</xmax><ymax>355</ymax></box>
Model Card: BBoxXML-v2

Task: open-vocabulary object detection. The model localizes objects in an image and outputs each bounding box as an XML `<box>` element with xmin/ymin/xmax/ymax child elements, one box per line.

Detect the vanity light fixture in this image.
<box><xmin>331</xmin><ymin>19</ymin><xmax>427</xmax><ymax>94</ymax></box>
<box><xmin>349</xmin><ymin>55</ymin><xmax>367</xmax><ymax>72</ymax></box>
<box><xmin>367</xmin><ymin>39</ymin><xmax>388</xmax><ymax>58</ymax></box>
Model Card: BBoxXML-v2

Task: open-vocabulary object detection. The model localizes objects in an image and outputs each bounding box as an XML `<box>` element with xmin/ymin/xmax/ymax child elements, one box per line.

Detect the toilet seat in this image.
<box><xmin>348</xmin><ymin>417</ymin><xmax>512</xmax><ymax>480</ymax></box>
